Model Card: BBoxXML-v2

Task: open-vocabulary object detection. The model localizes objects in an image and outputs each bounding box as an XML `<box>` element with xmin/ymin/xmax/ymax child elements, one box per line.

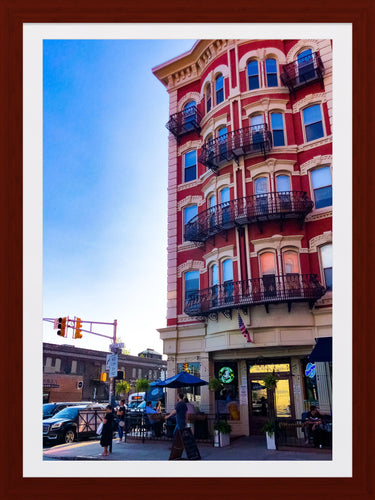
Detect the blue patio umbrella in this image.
<box><xmin>150</xmin><ymin>372</ymin><xmax>208</xmax><ymax>388</ymax></box>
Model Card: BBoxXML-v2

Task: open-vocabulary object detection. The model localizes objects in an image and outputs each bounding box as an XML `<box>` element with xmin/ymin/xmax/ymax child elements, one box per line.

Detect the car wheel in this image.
<box><xmin>64</xmin><ymin>429</ymin><xmax>76</xmax><ymax>444</ymax></box>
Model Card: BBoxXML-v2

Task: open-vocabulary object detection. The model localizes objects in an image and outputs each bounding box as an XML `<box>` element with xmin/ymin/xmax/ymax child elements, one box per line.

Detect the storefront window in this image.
<box><xmin>177</xmin><ymin>362</ymin><xmax>201</xmax><ymax>402</ymax></box>
<box><xmin>302</xmin><ymin>358</ymin><xmax>319</xmax><ymax>410</ymax></box>
<box><xmin>214</xmin><ymin>362</ymin><xmax>240</xmax><ymax>420</ymax></box>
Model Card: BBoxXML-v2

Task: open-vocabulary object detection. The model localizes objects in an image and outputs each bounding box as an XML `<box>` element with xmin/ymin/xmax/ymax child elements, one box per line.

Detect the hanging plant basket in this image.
<box><xmin>262</xmin><ymin>372</ymin><xmax>279</xmax><ymax>389</ymax></box>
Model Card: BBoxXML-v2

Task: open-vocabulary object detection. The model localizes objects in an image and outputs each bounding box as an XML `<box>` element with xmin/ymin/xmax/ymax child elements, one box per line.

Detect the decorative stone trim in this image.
<box><xmin>243</xmin><ymin>97</ymin><xmax>289</xmax><ymax>116</ymax></box>
<box><xmin>292</xmin><ymin>93</ymin><xmax>327</xmax><ymax>113</ymax></box>
<box><xmin>287</xmin><ymin>40</ymin><xmax>320</xmax><ymax>63</ymax></box>
<box><xmin>201</xmin><ymin>112</ymin><xmax>229</xmax><ymax>140</ymax></box>
<box><xmin>177</xmin><ymin>313</ymin><xmax>206</xmax><ymax>324</ymax></box>
<box><xmin>177</xmin><ymin>195</ymin><xmax>203</xmax><ymax>211</ymax></box>
<box><xmin>178</xmin><ymin>241</ymin><xmax>204</xmax><ymax>252</ymax></box>
<box><xmin>177</xmin><ymin>260</ymin><xmax>205</xmax><ymax>278</ymax></box>
<box><xmin>177</xmin><ymin>92</ymin><xmax>202</xmax><ymax>112</ymax></box>
<box><xmin>300</xmin><ymin>155</ymin><xmax>332</xmax><ymax>175</ymax></box>
<box><xmin>246</xmin><ymin>158</ymin><xmax>296</xmax><ymax>178</ymax></box>
<box><xmin>178</xmin><ymin>140</ymin><xmax>202</xmax><ymax>156</ymax></box>
<box><xmin>308</xmin><ymin>231</ymin><xmax>332</xmax><ymax>252</ymax></box>
<box><xmin>251</xmin><ymin>234</ymin><xmax>304</xmax><ymax>253</ymax></box>
<box><xmin>177</xmin><ymin>177</ymin><xmax>203</xmax><ymax>192</ymax></box>
<box><xmin>305</xmin><ymin>210</ymin><xmax>332</xmax><ymax>222</ymax></box>
<box><xmin>297</xmin><ymin>135</ymin><xmax>332</xmax><ymax>153</ymax></box>
<box><xmin>203</xmin><ymin>245</ymin><xmax>235</xmax><ymax>267</ymax></box>
<box><xmin>201</xmin><ymin>173</ymin><xmax>232</xmax><ymax>198</ymax></box>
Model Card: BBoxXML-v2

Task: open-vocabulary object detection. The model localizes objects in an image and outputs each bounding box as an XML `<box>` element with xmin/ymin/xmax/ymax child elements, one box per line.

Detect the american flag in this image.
<box><xmin>238</xmin><ymin>313</ymin><xmax>252</xmax><ymax>343</ymax></box>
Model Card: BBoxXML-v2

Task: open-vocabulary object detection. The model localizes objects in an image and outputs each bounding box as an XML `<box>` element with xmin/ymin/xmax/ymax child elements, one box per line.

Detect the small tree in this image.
<box><xmin>262</xmin><ymin>371</ymin><xmax>279</xmax><ymax>431</ymax></box>
<box><xmin>116</xmin><ymin>380</ymin><xmax>130</xmax><ymax>398</ymax></box>
<box><xmin>135</xmin><ymin>378</ymin><xmax>150</xmax><ymax>393</ymax></box>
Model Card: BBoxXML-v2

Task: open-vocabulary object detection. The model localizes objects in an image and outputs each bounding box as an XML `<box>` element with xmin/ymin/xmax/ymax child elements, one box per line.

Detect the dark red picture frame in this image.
<box><xmin>1</xmin><ymin>0</ymin><xmax>374</xmax><ymax>498</ymax></box>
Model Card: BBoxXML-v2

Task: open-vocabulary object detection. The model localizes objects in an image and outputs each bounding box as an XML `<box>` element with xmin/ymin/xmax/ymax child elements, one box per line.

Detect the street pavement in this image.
<box><xmin>43</xmin><ymin>435</ymin><xmax>332</xmax><ymax>461</ymax></box>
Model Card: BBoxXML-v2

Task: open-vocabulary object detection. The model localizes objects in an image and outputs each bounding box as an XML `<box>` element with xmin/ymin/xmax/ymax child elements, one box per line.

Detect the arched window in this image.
<box><xmin>251</xmin><ymin>115</ymin><xmax>264</xmax><ymax>150</ymax></box>
<box><xmin>218</xmin><ymin>126</ymin><xmax>227</xmax><ymax>158</ymax></box>
<box><xmin>185</xmin><ymin>271</ymin><xmax>199</xmax><ymax>305</ymax></box>
<box><xmin>320</xmin><ymin>243</ymin><xmax>332</xmax><ymax>291</ymax></box>
<box><xmin>183</xmin><ymin>101</ymin><xmax>196</xmax><ymax>131</ymax></box>
<box><xmin>223</xmin><ymin>259</ymin><xmax>233</xmax><ymax>303</ymax></box>
<box><xmin>260</xmin><ymin>252</ymin><xmax>276</xmax><ymax>298</ymax></box>
<box><xmin>215</xmin><ymin>74</ymin><xmax>224</xmax><ymax>104</ymax></box>
<box><xmin>220</xmin><ymin>187</ymin><xmax>231</xmax><ymax>225</ymax></box>
<box><xmin>297</xmin><ymin>48</ymin><xmax>314</xmax><ymax>82</ymax></box>
<box><xmin>311</xmin><ymin>166</ymin><xmax>332</xmax><ymax>208</ymax></box>
<box><xmin>303</xmin><ymin>104</ymin><xmax>324</xmax><ymax>142</ymax></box>
<box><xmin>276</xmin><ymin>174</ymin><xmax>291</xmax><ymax>209</ymax></box>
<box><xmin>266</xmin><ymin>58</ymin><xmax>278</xmax><ymax>87</ymax></box>
<box><xmin>211</xmin><ymin>264</ymin><xmax>218</xmax><ymax>307</ymax></box>
<box><xmin>205</xmin><ymin>83</ymin><xmax>212</xmax><ymax>113</ymax></box>
<box><xmin>184</xmin><ymin>204</ymin><xmax>198</xmax><ymax>227</ymax></box>
<box><xmin>208</xmin><ymin>195</ymin><xmax>216</xmax><ymax>230</ymax></box>
<box><xmin>255</xmin><ymin>176</ymin><xmax>268</xmax><ymax>214</ymax></box>
<box><xmin>247</xmin><ymin>60</ymin><xmax>259</xmax><ymax>90</ymax></box>
<box><xmin>184</xmin><ymin>150</ymin><xmax>197</xmax><ymax>182</ymax></box>
<box><xmin>270</xmin><ymin>112</ymin><xmax>285</xmax><ymax>146</ymax></box>
<box><xmin>283</xmin><ymin>250</ymin><xmax>299</xmax><ymax>274</ymax></box>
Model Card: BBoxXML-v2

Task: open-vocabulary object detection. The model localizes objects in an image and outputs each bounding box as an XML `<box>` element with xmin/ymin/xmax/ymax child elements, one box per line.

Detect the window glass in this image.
<box><xmin>254</xmin><ymin>177</ymin><xmax>268</xmax><ymax>194</ymax></box>
<box><xmin>303</xmin><ymin>104</ymin><xmax>324</xmax><ymax>142</ymax></box>
<box><xmin>211</xmin><ymin>264</ymin><xmax>218</xmax><ymax>286</ymax></box>
<box><xmin>223</xmin><ymin>259</ymin><xmax>233</xmax><ymax>282</ymax></box>
<box><xmin>216</xmin><ymin>75</ymin><xmax>224</xmax><ymax>104</ymax></box>
<box><xmin>209</xmin><ymin>195</ymin><xmax>216</xmax><ymax>208</ymax></box>
<box><xmin>220</xmin><ymin>187</ymin><xmax>230</xmax><ymax>203</ymax></box>
<box><xmin>266</xmin><ymin>58</ymin><xmax>278</xmax><ymax>87</ymax></box>
<box><xmin>283</xmin><ymin>251</ymin><xmax>299</xmax><ymax>273</ymax></box>
<box><xmin>251</xmin><ymin>115</ymin><xmax>263</xmax><ymax>127</ymax></box>
<box><xmin>185</xmin><ymin>271</ymin><xmax>199</xmax><ymax>300</ymax></box>
<box><xmin>184</xmin><ymin>150</ymin><xmax>197</xmax><ymax>182</ymax></box>
<box><xmin>206</xmin><ymin>84</ymin><xmax>211</xmax><ymax>113</ymax></box>
<box><xmin>276</xmin><ymin>175</ymin><xmax>290</xmax><ymax>192</ymax></box>
<box><xmin>184</xmin><ymin>205</ymin><xmax>198</xmax><ymax>225</ymax></box>
<box><xmin>270</xmin><ymin>112</ymin><xmax>285</xmax><ymax>146</ymax></box>
<box><xmin>247</xmin><ymin>60</ymin><xmax>259</xmax><ymax>90</ymax></box>
<box><xmin>260</xmin><ymin>252</ymin><xmax>275</xmax><ymax>274</ymax></box>
<box><xmin>321</xmin><ymin>243</ymin><xmax>332</xmax><ymax>290</ymax></box>
<box><xmin>311</xmin><ymin>166</ymin><xmax>332</xmax><ymax>208</ymax></box>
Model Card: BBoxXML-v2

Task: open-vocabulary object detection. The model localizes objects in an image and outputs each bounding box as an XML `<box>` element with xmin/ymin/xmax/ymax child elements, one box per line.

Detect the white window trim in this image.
<box><xmin>177</xmin><ymin>91</ymin><xmax>201</xmax><ymax>112</ymax></box>
<box><xmin>307</xmin><ymin>164</ymin><xmax>333</xmax><ymax>213</ymax></box>
<box><xmin>317</xmin><ymin>242</ymin><xmax>333</xmax><ymax>290</ymax></box>
<box><xmin>300</xmin><ymin>102</ymin><xmax>327</xmax><ymax>144</ymax></box>
<box><xmin>269</xmin><ymin>110</ymin><xmax>287</xmax><ymax>147</ymax></box>
<box><xmin>258</xmin><ymin>249</ymin><xmax>278</xmax><ymax>276</ymax></box>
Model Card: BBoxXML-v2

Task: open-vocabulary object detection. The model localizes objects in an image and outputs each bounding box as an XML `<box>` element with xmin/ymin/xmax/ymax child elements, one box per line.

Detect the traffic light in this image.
<box><xmin>74</xmin><ymin>317</ymin><xmax>82</xmax><ymax>339</ymax></box>
<box><xmin>57</xmin><ymin>317</ymin><xmax>67</xmax><ymax>337</ymax></box>
<box><xmin>100</xmin><ymin>372</ymin><xmax>107</xmax><ymax>382</ymax></box>
<box><xmin>183</xmin><ymin>363</ymin><xmax>190</xmax><ymax>373</ymax></box>
<box><xmin>116</xmin><ymin>370</ymin><xmax>124</xmax><ymax>380</ymax></box>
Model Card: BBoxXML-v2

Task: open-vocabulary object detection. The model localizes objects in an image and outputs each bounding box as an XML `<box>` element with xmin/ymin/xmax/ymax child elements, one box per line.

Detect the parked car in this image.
<box><xmin>43</xmin><ymin>404</ymin><xmax>106</xmax><ymax>444</ymax></box>
<box><xmin>43</xmin><ymin>401</ymin><xmax>92</xmax><ymax>420</ymax></box>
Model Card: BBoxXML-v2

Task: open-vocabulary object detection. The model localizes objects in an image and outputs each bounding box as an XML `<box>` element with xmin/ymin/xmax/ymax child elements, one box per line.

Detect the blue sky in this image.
<box><xmin>43</xmin><ymin>39</ymin><xmax>195</xmax><ymax>355</ymax></box>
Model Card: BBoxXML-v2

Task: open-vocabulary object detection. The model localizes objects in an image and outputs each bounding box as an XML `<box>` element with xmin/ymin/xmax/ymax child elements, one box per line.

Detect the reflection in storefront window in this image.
<box><xmin>177</xmin><ymin>362</ymin><xmax>201</xmax><ymax>402</ymax></box>
<box><xmin>249</xmin><ymin>363</ymin><xmax>290</xmax><ymax>373</ymax></box>
<box><xmin>275</xmin><ymin>379</ymin><xmax>291</xmax><ymax>417</ymax></box>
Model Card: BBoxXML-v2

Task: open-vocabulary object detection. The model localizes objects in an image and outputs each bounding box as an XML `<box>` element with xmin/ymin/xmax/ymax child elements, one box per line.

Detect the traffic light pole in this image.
<box><xmin>108</xmin><ymin>319</ymin><xmax>118</xmax><ymax>406</ymax></box>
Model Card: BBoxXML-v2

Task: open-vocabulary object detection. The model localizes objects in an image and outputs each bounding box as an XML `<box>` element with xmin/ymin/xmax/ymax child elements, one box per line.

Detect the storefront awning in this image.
<box><xmin>308</xmin><ymin>337</ymin><xmax>332</xmax><ymax>362</ymax></box>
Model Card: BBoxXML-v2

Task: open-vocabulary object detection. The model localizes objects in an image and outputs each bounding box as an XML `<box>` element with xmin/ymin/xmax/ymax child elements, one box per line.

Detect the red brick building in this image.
<box><xmin>153</xmin><ymin>39</ymin><xmax>332</xmax><ymax>436</ymax></box>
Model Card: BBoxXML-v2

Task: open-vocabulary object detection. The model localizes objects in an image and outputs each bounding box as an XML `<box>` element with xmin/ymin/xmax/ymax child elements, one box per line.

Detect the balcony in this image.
<box><xmin>198</xmin><ymin>124</ymin><xmax>273</xmax><ymax>173</ymax></box>
<box><xmin>184</xmin><ymin>191</ymin><xmax>314</xmax><ymax>242</ymax></box>
<box><xmin>184</xmin><ymin>274</ymin><xmax>326</xmax><ymax>317</ymax></box>
<box><xmin>166</xmin><ymin>105</ymin><xmax>202</xmax><ymax>139</ymax></box>
<box><xmin>280</xmin><ymin>52</ymin><xmax>325</xmax><ymax>96</ymax></box>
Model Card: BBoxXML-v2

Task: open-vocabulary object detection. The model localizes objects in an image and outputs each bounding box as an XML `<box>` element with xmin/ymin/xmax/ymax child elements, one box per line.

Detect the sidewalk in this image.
<box><xmin>43</xmin><ymin>435</ymin><xmax>332</xmax><ymax>461</ymax></box>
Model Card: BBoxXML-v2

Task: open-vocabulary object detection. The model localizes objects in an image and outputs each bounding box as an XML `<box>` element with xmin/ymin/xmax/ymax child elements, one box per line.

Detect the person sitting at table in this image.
<box><xmin>304</xmin><ymin>405</ymin><xmax>323</xmax><ymax>447</ymax></box>
<box><xmin>154</xmin><ymin>400</ymin><xmax>162</xmax><ymax>413</ymax></box>
<box><xmin>145</xmin><ymin>401</ymin><xmax>163</xmax><ymax>436</ymax></box>
<box><xmin>184</xmin><ymin>397</ymin><xmax>196</xmax><ymax>415</ymax></box>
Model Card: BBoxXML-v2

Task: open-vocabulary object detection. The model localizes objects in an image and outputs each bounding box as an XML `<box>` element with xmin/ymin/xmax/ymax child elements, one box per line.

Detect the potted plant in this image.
<box><xmin>262</xmin><ymin>420</ymin><xmax>276</xmax><ymax>450</ymax></box>
<box><xmin>214</xmin><ymin>420</ymin><xmax>232</xmax><ymax>447</ymax></box>
<box><xmin>135</xmin><ymin>378</ymin><xmax>150</xmax><ymax>393</ymax></box>
<box><xmin>261</xmin><ymin>371</ymin><xmax>279</xmax><ymax>449</ymax></box>
<box><xmin>116</xmin><ymin>380</ymin><xmax>130</xmax><ymax>399</ymax></box>
<box><xmin>209</xmin><ymin>377</ymin><xmax>223</xmax><ymax>393</ymax></box>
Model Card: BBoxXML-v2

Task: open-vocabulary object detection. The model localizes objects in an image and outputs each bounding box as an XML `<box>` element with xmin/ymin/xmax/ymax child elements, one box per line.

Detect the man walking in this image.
<box><xmin>165</xmin><ymin>393</ymin><xmax>188</xmax><ymax>433</ymax></box>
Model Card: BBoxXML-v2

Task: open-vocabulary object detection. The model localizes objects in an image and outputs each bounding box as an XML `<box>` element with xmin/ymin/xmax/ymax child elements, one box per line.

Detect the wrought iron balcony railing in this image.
<box><xmin>166</xmin><ymin>105</ymin><xmax>202</xmax><ymax>138</ymax></box>
<box><xmin>184</xmin><ymin>191</ymin><xmax>313</xmax><ymax>242</ymax></box>
<box><xmin>184</xmin><ymin>274</ymin><xmax>325</xmax><ymax>317</ymax></box>
<box><xmin>198</xmin><ymin>124</ymin><xmax>273</xmax><ymax>172</ymax></box>
<box><xmin>280</xmin><ymin>52</ymin><xmax>325</xmax><ymax>96</ymax></box>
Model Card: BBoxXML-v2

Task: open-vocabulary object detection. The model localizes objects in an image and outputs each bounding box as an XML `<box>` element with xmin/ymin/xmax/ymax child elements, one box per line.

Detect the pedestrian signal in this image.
<box><xmin>100</xmin><ymin>372</ymin><xmax>107</xmax><ymax>382</ymax></box>
<box><xmin>57</xmin><ymin>317</ymin><xmax>67</xmax><ymax>337</ymax></box>
<box><xmin>74</xmin><ymin>317</ymin><xmax>83</xmax><ymax>339</ymax></box>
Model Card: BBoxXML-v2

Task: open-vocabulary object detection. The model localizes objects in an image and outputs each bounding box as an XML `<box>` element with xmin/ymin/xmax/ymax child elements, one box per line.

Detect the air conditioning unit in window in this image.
<box><xmin>77</xmin><ymin>380</ymin><xmax>83</xmax><ymax>389</ymax></box>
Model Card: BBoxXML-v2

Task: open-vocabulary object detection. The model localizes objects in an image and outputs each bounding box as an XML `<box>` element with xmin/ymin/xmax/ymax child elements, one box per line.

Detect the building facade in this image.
<box><xmin>153</xmin><ymin>39</ymin><xmax>332</xmax><ymax>436</ymax></box>
<box><xmin>43</xmin><ymin>343</ymin><xmax>167</xmax><ymax>403</ymax></box>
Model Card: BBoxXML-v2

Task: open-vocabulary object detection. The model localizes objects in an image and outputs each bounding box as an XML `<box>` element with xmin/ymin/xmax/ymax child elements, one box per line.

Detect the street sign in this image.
<box><xmin>110</xmin><ymin>342</ymin><xmax>124</xmax><ymax>350</ymax></box>
<box><xmin>108</xmin><ymin>354</ymin><xmax>118</xmax><ymax>378</ymax></box>
<box><xmin>106</xmin><ymin>354</ymin><xmax>112</xmax><ymax>371</ymax></box>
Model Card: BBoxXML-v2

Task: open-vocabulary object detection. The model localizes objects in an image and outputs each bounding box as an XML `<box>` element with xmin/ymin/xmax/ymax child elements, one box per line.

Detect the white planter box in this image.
<box><xmin>219</xmin><ymin>432</ymin><xmax>230</xmax><ymax>447</ymax></box>
<box><xmin>266</xmin><ymin>433</ymin><xmax>276</xmax><ymax>450</ymax></box>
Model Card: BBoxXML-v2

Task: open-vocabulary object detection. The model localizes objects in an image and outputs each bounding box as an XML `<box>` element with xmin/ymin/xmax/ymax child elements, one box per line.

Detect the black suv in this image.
<box><xmin>43</xmin><ymin>402</ymin><xmax>92</xmax><ymax>420</ymax></box>
<box><xmin>43</xmin><ymin>404</ymin><xmax>106</xmax><ymax>444</ymax></box>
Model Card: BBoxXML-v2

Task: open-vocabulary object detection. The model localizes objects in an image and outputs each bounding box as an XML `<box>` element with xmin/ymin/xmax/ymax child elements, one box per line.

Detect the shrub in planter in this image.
<box><xmin>261</xmin><ymin>419</ymin><xmax>275</xmax><ymax>437</ymax></box>
<box><xmin>214</xmin><ymin>421</ymin><xmax>232</xmax><ymax>434</ymax></box>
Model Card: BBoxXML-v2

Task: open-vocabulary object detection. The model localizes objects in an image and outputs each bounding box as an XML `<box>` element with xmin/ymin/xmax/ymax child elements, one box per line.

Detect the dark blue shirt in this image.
<box><xmin>175</xmin><ymin>401</ymin><xmax>187</xmax><ymax>429</ymax></box>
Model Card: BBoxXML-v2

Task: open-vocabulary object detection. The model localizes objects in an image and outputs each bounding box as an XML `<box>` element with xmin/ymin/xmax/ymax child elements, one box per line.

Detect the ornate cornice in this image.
<box><xmin>300</xmin><ymin>155</ymin><xmax>332</xmax><ymax>175</ymax></box>
<box><xmin>177</xmin><ymin>259</ymin><xmax>205</xmax><ymax>278</ymax></box>
<box><xmin>308</xmin><ymin>231</ymin><xmax>332</xmax><ymax>252</ymax></box>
